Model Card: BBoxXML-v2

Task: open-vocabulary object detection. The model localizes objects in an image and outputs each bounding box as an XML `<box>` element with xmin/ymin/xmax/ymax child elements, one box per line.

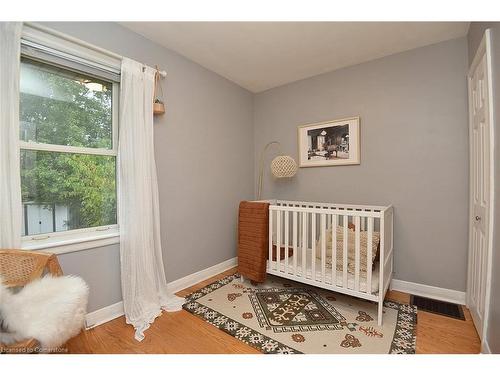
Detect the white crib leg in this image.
<box><xmin>377</xmin><ymin>300</ymin><xmax>383</xmax><ymax>326</ymax></box>
<box><xmin>240</xmin><ymin>275</ymin><xmax>244</xmax><ymax>283</ymax></box>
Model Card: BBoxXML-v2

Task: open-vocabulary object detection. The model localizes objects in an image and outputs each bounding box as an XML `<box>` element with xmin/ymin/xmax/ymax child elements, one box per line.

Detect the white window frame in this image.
<box><xmin>20</xmin><ymin>24</ymin><xmax>121</xmax><ymax>254</ymax></box>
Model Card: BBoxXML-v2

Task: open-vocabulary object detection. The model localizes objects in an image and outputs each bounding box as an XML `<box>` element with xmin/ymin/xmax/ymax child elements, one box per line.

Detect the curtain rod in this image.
<box><xmin>24</xmin><ymin>22</ymin><xmax>167</xmax><ymax>78</ymax></box>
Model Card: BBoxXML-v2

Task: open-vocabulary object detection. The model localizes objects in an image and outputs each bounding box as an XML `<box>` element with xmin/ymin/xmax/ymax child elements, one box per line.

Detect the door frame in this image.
<box><xmin>466</xmin><ymin>28</ymin><xmax>495</xmax><ymax>346</ymax></box>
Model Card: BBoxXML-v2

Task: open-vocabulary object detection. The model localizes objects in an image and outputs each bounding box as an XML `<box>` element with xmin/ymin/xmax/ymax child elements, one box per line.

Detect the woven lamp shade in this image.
<box><xmin>271</xmin><ymin>155</ymin><xmax>298</xmax><ymax>178</ymax></box>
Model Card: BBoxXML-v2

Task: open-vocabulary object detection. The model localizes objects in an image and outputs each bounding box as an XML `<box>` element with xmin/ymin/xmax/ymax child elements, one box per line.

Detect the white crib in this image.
<box><xmin>263</xmin><ymin>199</ymin><xmax>393</xmax><ymax>326</ymax></box>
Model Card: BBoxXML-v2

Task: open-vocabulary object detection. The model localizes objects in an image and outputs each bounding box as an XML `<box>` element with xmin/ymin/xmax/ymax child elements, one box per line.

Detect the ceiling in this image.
<box><xmin>121</xmin><ymin>22</ymin><xmax>470</xmax><ymax>93</ymax></box>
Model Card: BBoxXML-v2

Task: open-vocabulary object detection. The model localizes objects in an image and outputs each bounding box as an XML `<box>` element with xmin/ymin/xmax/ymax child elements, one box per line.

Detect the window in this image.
<box><xmin>19</xmin><ymin>56</ymin><xmax>118</xmax><ymax>241</ymax></box>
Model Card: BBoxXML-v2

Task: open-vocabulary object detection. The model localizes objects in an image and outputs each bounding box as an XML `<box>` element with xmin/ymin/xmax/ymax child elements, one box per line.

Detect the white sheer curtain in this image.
<box><xmin>0</xmin><ymin>22</ymin><xmax>22</xmax><ymax>248</ymax></box>
<box><xmin>119</xmin><ymin>58</ymin><xmax>184</xmax><ymax>341</ymax></box>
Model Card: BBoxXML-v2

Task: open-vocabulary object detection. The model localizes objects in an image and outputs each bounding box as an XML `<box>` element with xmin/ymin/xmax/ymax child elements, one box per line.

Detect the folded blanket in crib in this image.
<box><xmin>237</xmin><ymin>201</ymin><xmax>270</xmax><ymax>283</ymax></box>
<box><xmin>316</xmin><ymin>226</ymin><xmax>380</xmax><ymax>275</ymax></box>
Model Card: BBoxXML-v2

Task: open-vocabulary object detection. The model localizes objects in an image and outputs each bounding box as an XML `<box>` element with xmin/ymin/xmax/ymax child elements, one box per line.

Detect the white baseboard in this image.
<box><xmin>85</xmin><ymin>301</ymin><xmax>124</xmax><ymax>329</ymax></box>
<box><xmin>87</xmin><ymin>262</ymin><xmax>467</xmax><ymax>329</ymax></box>
<box><xmin>391</xmin><ymin>279</ymin><xmax>466</xmax><ymax>305</ymax></box>
<box><xmin>84</xmin><ymin>257</ymin><xmax>238</xmax><ymax>329</ymax></box>
<box><xmin>167</xmin><ymin>257</ymin><xmax>238</xmax><ymax>294</ymax></box>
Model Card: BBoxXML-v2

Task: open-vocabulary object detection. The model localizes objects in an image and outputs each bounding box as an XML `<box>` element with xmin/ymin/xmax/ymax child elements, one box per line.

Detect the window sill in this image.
<box><xmin>21</xmin><ymin>229</ymin><xmax>120</xmax><ymax>255</ymax></box>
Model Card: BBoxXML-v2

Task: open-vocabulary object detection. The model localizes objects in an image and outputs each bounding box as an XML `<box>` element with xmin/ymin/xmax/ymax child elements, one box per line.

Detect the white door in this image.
<box><xmin>467</xmin><ymin>30</ymin><xmax>494</xmax><ymax>340</ymax></box>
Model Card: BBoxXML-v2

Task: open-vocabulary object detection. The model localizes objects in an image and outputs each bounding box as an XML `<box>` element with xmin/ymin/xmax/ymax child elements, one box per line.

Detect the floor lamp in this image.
<box><xmin>257</xmin><ymin>141</ymin><xmax>298</xmax><ymax>200</ymax></box>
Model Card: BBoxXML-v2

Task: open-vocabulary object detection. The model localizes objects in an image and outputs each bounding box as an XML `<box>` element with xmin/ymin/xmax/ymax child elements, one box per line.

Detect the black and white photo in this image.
<box><xmin>297</xmin><ymin>117</ymin><xmax>360</xmax><ymax>167</ymax></box>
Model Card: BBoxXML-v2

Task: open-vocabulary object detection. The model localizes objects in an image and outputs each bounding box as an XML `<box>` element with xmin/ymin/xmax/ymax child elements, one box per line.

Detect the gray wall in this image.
<box><xmin>58</xmin><ymin>245</ymin><xmax>122</xmax><ymax>312</ymax></box>
<box><xmin>33</xmin><ymin>24</ymin><xmax>475</xmax><ymax>320</ymax></box>
<box><xmin>254</xmin><ymin>37</ymin><xmax>469</xmax><ymax>291</ymax></box>
<box><xmin>467</xmin><ymin>22</ymin><xmax>500</xmax><ymax>354</ymax></box>
<box><xmin>41</xmin><ymin>22</ymin><xmax>255</xmax><ymax>312</ymax></box>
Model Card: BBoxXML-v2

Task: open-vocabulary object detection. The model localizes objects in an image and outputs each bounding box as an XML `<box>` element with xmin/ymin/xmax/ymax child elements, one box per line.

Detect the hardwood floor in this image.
<box><xmin>384</xmin><ymin>290</ymin><xmax>481</xmax><ymax>354</ymax></box>
<box><xmin>67</xmin><ymin>268</ymin><xmax>481</xmax><ymax>354</ymax></box>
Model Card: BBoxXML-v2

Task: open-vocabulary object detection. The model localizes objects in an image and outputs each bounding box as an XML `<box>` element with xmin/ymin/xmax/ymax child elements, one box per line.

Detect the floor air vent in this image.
<box><xmin>410</xmin><ymin>295</ymin><xmax>465</xmax><ymax>320</ymax></box>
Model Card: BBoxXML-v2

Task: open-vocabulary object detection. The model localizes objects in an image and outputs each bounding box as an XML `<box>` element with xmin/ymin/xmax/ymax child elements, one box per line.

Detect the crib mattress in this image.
<box><xmin>269</xmin><ymin>250</ymin><xmax>380</xmax><ymax>294</ymax></box>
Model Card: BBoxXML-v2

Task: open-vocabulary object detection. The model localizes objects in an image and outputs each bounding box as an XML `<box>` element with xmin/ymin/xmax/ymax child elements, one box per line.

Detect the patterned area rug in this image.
<box><xmin>183</xmin><ymin>273</ymin><xmax>417</xmax><ymax>354</ymax></box>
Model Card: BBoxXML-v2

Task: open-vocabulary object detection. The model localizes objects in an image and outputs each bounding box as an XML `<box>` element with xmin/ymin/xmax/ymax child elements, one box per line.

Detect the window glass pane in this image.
<box><xmin>21</xmin><ymin>150</ymin><xmax>117</xmax><ymax>236</ymax></box>
<box><xmin>20</xmin><ymin>57</ymin><xmax>113</xmax><ymax>149</ymax></box>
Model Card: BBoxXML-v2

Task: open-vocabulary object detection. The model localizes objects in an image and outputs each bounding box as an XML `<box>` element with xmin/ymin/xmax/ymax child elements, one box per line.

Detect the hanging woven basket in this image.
<box><xmin>153</xmin><ymin>67</ymin><xmax>166</xmax><ymax>116</ymax></box>
<box><xmin>153</xmin><ymin>100</ymin><xmax>165</xmax><ymax>115</ymax></box>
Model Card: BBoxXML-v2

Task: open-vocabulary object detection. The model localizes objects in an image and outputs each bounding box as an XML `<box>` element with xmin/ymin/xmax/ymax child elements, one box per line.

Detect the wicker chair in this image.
<box><xmin>0</xmin><ymin>249</ymin><xmax>63</xmax><ymax>354</ymax></box>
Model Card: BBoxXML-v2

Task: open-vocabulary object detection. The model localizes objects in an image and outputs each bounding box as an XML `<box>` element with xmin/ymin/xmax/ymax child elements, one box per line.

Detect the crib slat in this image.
<box><xmin>297</xmin><ymin>206</ymin><xmax>301</xmax><ymax>255</ymax></box>
<box><xmin>269</xmin><ymin>209</ymin><xmax>273</xmax><ymax>272</ymax></box>
<box><xmin>284</xmin><ymin>210</ymin><xmax>289</xmax><ymax>275</ymax></box>
<box><xmin>354</xmin><ymin>216</ymin><xmax>361</xmax><ymax>291</ymax></box>
<box><xmin>311</xmin><ymin>212</ymin><xmax>316</xmax><ymax>280</ymax></box>
<box><xmin>327</xmin><ymin>210</ymin><xmax>332</xmax><ymax>281</ymax></box>
<box><xmin>302</xmin><ymin>211</ymin><xmax>307</xmax><ymax>278</ymax></box>
<box><xmin>332</xmin><ymin>214</ymin><xmax>338</xmax><ymax>286</ymax></box>
<box><xmin>343</xmin><ymin>215</ymin><xmax>348</xmax><ymax>289</ymax></box>
<box><xmin>367</xmin><ymin>217</ymin><xmax>373</xmax><ymax>294</ymax></box>
<box><xmin>293</xmin><ymin>211</ymin><xmax>297</xmax><ymax>276</ymax></box>
<box><xmin>276</xmin><ymin>210</ymin><xmax>281</xmax><ymax>273</ymax></box>
<box><xmin>321</xmin><ymin>213</ymin><xmax>326</xmax><ymax>283</ymax></box>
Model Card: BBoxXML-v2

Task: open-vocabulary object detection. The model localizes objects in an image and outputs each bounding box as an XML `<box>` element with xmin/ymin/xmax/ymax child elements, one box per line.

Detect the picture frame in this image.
<box><xmin>297</xmin><ymin>116</ymin><xmax>360</xmax><ymax>167</ymax></box>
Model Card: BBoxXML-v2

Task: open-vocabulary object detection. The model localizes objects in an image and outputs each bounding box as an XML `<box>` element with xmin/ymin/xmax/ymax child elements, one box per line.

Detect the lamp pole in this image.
<box><xmin>257</xmin><ymin>141</ymin><xmax>282</xmax><ymax>200</ymax></box>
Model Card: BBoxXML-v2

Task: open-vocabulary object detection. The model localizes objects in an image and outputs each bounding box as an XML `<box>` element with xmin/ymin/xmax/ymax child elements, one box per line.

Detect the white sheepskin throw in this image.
<box><xmin>0</xmin><ymin>275</ymin><xmax>89</xmax><ymax>349</ymax></box>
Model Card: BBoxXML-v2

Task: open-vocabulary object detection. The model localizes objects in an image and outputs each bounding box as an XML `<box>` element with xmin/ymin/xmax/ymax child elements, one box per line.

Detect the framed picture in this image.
<box><xmin>297</xmin><ymin>116</ymin><xmax>360</xmax><ymax>167</ymax></box>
